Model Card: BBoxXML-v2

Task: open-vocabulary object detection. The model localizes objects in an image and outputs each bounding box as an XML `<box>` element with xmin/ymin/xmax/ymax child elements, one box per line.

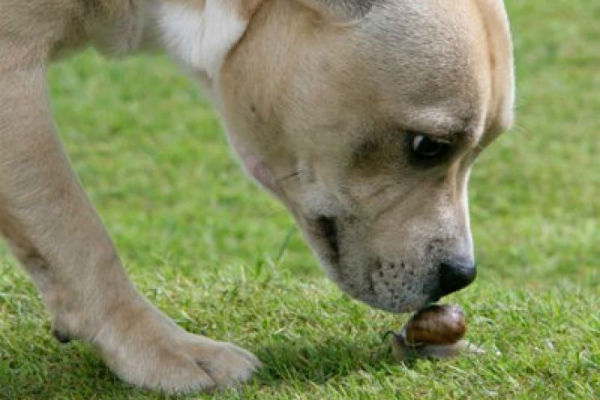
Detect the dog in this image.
<box><xmin>0</xmin><ymin>0</ymin><xmax>514</xmax><ymax>393</ymax></box>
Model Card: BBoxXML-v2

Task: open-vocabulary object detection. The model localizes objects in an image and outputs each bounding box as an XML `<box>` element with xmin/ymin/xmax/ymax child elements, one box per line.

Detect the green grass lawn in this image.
<box><xmin>1</xmin><ymin>0</ymin><xmax>599</xmax><ymax>399</ymax></box>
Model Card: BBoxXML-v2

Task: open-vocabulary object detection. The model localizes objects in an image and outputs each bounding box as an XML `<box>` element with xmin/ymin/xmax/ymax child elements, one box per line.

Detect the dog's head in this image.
<box><xmin>214</xmin><ymin>0</ymin><xmax>514</xmax><ymax>312</ymax></box>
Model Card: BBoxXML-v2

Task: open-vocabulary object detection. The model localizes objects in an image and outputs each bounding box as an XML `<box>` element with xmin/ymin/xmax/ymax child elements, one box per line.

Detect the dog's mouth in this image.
<box><xmin>309</xmin><ymin>216</ymin><xmax>340</xmax><ymax>264</ymax></box>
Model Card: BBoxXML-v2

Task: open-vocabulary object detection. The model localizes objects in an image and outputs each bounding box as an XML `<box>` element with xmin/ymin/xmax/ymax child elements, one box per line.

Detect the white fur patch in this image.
<box><xmin>158</xmin><ymin>0</ymin><xmax>247</xmax><ymax>78</ymax></box>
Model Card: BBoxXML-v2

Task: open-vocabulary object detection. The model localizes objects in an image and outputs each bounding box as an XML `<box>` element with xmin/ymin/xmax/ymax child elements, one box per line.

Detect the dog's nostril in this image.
<box><xmin>439</xmin><ymin>261</ymin><xmax>477</xmax><ymax>297</ymax></box>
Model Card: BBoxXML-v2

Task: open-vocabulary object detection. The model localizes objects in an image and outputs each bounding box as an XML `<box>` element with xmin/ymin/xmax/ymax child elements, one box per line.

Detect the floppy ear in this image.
<box><xmin>295</xmin><ymin>0</ymin><xmax>374</xmax><ymax>22</ymax></box>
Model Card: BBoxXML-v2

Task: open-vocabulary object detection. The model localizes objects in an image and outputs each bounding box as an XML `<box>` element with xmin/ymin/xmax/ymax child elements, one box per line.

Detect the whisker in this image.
<box><xmin>276</xmin><ymin>170</ymin><xmax>307</xmax><ymax>183</ymax></box>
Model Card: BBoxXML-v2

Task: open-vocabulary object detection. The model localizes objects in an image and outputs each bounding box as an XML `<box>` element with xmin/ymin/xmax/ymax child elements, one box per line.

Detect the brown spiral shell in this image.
<box><xmin>404</xmin><ymin>304</ymin><xmax>466</xmax><ymax>346</ymax></box>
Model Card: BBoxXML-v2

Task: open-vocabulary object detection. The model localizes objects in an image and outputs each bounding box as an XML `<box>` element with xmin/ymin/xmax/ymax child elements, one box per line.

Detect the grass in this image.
<box><xmin>0</xmin><ymin>0</ymin><xmax>599</xmax><ymax>399</ymax></box>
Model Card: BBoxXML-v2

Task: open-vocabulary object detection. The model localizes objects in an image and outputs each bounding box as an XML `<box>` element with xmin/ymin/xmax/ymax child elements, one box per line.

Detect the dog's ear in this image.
<box><xmin>295</xmin><ymin>0</ymin><xmax>374</xmax><ymax>22</ymax></box>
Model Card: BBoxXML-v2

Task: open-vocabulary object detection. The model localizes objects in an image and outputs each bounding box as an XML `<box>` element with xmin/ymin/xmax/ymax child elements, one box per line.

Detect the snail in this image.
<box><xmin>387</xmin><ymin>304</ymin><xmax>484</xmax><ymax>361</ymax></box>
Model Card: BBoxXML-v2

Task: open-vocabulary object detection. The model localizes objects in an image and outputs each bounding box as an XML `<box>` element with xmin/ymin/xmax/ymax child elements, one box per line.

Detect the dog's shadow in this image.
<box><xmin>254</xmin><ymin>334</ymin><xmax>398</xmax><ymax>384</ymax></box>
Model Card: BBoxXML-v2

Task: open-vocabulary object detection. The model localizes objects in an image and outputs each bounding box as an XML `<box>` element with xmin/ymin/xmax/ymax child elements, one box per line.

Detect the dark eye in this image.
<box><xmin>411</xmin><ymin>134</ymin><xmax>450</xmax><ymax>159</ymax></box>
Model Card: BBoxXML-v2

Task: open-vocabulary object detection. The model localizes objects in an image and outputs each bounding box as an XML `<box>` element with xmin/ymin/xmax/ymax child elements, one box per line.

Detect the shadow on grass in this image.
<box><xmin>0</xmin><ymin>342</ymin><xmax>152</xmax><ymax>399</ymax></box>
<box><xmin>254</xmin><ymin>334</ymin><xmax>399</xmax><ymax>385</ymax></box>
<box><xmin>1</xmin><ymin>334</ymin><xmax>407</xmax><ymax>398</ymax></box>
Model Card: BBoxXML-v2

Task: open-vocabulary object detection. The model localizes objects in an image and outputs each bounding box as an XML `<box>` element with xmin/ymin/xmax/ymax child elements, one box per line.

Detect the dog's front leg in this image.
<box><xmin>0</xmin><ymin>65</ymin><xmax>259</xmax><ymax>393</ymax></box>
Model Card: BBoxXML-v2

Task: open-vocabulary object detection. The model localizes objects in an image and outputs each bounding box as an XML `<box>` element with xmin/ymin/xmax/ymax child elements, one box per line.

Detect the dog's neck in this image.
<box><xmin>94</xmin><ymin>0</ymin><xmax>293</xmax><ymax>196</ymax></box>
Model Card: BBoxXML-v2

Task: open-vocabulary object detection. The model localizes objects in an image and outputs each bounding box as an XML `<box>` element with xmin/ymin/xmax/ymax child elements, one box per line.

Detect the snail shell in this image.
<box><xmin>404</xmin><ymin>304</ymin><xmax>466</xmax><ymax>346</ymax></box>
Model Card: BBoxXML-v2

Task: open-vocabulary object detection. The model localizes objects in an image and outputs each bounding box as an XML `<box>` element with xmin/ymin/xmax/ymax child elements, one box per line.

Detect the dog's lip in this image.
<box><xmin>427</xmin><ymin>290</ymin><xmax>442</xmax><ymax>304</ymax></box>
<box><xmin>317</xmin><ymin>216</ymin><xmax>339</xmax><ymax>259</ymax></box>
<box><xmin>305</xmin><ymin>215</ymin><xmax>340</xmax><ymax>264</ymax></box>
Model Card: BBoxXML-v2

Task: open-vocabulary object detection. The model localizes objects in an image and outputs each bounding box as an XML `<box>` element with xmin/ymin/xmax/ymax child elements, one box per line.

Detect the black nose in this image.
<box><xmin>439</xmin><ymin>260</ymin><xmax>477</xmax><ymax>297</ymax></box>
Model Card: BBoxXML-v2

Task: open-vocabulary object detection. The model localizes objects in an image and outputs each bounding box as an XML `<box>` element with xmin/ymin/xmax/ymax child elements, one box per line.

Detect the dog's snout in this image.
<box><xmin>438</xmin><ymin>260</ymin><xmax>477</xmax><ymax>297</ymax></box>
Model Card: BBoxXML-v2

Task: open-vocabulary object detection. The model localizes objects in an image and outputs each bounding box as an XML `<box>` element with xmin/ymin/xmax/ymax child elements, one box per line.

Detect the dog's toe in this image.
<box><xmin>189</xmin><ymin>339</ymin><xmax>261</xmax><ymax>388</ymax></box>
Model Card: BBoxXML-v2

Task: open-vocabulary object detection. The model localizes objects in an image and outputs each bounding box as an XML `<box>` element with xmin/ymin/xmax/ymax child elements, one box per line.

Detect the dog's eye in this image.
<box><xmin>411</xmin><ymin>134</ymin><xmax>450</xmax><ymax>159</ymax></box>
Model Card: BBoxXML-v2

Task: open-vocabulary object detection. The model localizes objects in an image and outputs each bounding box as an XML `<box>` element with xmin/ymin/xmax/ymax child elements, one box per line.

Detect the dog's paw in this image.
<box><xmin>94</xmin><ymin>308</ymin><xmax>260</xmax><ymax>393</ymax></box>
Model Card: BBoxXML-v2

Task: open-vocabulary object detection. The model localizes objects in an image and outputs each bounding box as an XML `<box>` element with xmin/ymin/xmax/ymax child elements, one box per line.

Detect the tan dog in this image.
<box><xmin>0</xmin><ymin>0</ymin><xmax>514</xmax><ymax>393</ymax></box>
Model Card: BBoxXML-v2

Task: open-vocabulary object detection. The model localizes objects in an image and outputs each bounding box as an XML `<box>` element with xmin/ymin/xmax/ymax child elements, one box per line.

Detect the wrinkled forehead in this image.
<box><xmin>342</xmin><ymin>0</ymin><xmax>511</xmax><ymax>139</ymax></box>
